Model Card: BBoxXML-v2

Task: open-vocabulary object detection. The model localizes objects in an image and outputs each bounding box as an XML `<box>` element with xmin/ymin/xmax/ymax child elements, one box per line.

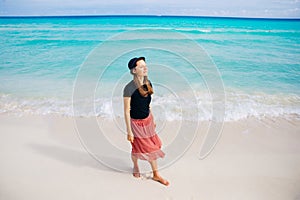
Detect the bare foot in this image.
<box><xmin>132</xmin><ymin>167</ymin><xmax>140</xmax><ymax>178</ymax></box>
<box><xmin>152</xmin><ymin>176</ymin><xmax>169</xmax><ymax>186</ymax></box>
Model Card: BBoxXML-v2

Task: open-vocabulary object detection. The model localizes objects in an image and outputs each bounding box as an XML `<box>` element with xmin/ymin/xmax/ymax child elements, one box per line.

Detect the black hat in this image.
<box><xmin>128</xmin><ymin>57</ymin><xmax>145</xmax><ymax>70</ymax></box>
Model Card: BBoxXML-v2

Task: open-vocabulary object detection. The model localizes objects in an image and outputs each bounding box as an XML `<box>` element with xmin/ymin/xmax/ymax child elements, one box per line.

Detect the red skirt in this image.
<box><xmin>130</xmin><ymin>113</ymin><xmax>165</xmax><ymax>161</ymax></box>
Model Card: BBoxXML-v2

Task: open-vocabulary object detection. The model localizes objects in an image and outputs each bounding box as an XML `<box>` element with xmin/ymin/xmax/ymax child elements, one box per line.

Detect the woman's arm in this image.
<box><xmin>149</xmin><ymin>96</ymin><xmax>156</xmax><ymax>128</ymax></box>
<box><xmin>123</xmin><ymin>97</ymin><xmax>134</xmax><ymax>143</ymax></box>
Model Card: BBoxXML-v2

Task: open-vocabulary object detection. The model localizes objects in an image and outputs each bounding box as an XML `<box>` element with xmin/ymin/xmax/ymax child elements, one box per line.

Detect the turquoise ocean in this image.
<box><xmin>0</xmin><ymin>16</ymin><xmax>299</xmax><ymax>121</ymax></box>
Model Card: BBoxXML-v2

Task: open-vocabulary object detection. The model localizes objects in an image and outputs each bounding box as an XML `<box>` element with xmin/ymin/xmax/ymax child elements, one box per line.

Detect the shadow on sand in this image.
<box><xmin>28</xmin><ymin>143</ymin><xmax>132</xmax><ymax>173</ymax></box>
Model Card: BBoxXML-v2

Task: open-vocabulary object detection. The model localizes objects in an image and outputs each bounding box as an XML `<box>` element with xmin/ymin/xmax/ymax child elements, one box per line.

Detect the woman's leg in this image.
<box><xmin>149</xmin><ymin>160</ymin><xmax>169</xmax><ymax>186</ymax></box>
<box><xmin>131</xmin><ymin>155</ymin><xmax>140</xmax><ymax>178</ymax></box>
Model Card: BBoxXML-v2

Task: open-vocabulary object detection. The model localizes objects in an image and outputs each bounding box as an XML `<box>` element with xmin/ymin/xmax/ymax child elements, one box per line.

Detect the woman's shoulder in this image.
<box><xmin>148</xmin><ymin>79</ymin><xmax>152</xmax><ymax>87</ymax></box>
<box><xmin>124</xmin><ymin>80</ymin><xmax>135</xmax><ymax>89</ymax></box>
<box><xmin>123</xmin><ymin>80</ymin><xmax>136</xmax><ymax>97</ymax></box>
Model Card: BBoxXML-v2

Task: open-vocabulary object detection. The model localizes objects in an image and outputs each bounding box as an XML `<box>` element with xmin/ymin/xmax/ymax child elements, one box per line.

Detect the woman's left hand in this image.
<box><xmin>127</xmin><ymin>134</ymin><xmax>134</xmax><ymax>143</ymax></box>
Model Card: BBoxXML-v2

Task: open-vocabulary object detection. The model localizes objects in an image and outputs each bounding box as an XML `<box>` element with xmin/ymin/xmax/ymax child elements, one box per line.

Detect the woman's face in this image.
<box><xmin>134</xmin><ymin>60</ymin><xmax>148</xmax><ymax>77</ymax></box>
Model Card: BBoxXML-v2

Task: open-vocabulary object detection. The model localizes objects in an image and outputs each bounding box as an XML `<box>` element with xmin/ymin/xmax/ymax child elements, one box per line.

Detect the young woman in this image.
<box><xmin>123</xmin><ymin>57</ymin><xmax>169</xmax><ymax>186</ymax></box>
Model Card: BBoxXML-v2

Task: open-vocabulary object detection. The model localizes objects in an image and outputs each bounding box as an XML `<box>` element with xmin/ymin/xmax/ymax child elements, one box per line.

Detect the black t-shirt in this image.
<box><xmin>123</xmin><ymin>80</ymin><xmax>152</xmax><ymax>119</ymax></box>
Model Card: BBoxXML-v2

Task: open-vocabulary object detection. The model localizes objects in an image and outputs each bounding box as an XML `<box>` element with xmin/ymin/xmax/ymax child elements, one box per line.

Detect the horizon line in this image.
<box><xmin>0</xmin><ymin>14</ymin><xmax>300</xmax><ymax>20</ymax></box>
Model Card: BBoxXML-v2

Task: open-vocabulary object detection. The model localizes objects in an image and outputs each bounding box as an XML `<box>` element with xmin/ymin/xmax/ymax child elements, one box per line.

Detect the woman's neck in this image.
<box><xmin>136</xmin><ymin>75</ymin><xmax>144</xmax><ymax>85</ymax></box>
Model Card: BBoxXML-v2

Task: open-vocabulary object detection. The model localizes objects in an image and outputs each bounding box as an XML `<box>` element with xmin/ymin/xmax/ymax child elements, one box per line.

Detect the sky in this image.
<box><xmin>0</xmin><ymin>0</ymin><xmax>300</xmax><ymax>18</ymax></box>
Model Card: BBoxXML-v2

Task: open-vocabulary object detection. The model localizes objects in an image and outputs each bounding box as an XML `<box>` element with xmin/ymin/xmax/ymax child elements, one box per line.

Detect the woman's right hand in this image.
<box><xmin>127</xmin><ymin>133</ymin><xmax>134</xmax><ymax>143</ymax></box>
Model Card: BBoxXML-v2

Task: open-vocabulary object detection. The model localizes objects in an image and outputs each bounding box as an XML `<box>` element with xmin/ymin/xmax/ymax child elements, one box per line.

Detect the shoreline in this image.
<box><xmin>0</xmin><ymin>113</ymin><xmax>299</xmax><ymax>199</ymax></box>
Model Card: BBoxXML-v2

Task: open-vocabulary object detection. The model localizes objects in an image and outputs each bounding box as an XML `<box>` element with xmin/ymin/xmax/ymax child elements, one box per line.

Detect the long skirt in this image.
<box><xmin>130</xmin><ymin>113</ymin><xmax>165</xmax><ymax>161</ymax></box>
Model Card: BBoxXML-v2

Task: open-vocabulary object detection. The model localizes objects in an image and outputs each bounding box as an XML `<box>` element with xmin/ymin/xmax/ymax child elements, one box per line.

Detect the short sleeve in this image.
<box><xmin>123</xmin><ymin>85</ymin><xmax>132</xmax><ymax>97</ymax></box>
<box><xmin>123</xmin><ymin>81</ymin><xmax>136</xmax><ymax>97</ymax></box>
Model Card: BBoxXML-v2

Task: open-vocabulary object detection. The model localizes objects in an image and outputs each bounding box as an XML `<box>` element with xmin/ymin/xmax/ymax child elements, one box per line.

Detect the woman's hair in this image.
<box><xmin>131</xmin><ymin>69</ymin><xmax>154</xmax><ymax>97</ymax></box>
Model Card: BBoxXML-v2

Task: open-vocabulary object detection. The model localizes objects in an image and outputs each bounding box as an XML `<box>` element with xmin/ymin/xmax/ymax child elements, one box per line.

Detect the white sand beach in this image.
<box><xmin>0</xmin><ymin>114</ymin><xmax>299</xmax><ymax>200</ymax></box>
